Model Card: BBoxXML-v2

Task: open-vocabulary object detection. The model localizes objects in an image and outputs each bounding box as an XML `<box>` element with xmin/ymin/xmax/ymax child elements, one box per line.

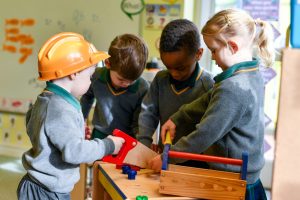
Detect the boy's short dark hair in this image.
<box><xmin>160</xmin><ymin>19</ymin><xmax>200</xmax><ymax>55</ymax></box>
<box><xmin>108</xmin><ymin>34</ymin><xmax>148</xmax><ymax>81</ymax></box>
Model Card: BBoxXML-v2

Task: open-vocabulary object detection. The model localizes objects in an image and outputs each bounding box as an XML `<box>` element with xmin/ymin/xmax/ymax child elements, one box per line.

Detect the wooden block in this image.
<box><xmin>159</xmin><ymin>165</ymin><xmax>246</xmax><ymax>200</ymax></box>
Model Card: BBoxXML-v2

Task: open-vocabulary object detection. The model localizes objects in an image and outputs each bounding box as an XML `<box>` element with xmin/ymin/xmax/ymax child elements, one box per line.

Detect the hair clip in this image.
<box><xmin>224</xmin><ymin>15</ymin><xmax>231</xmax><ymax>27</ymax></box>
<box><xmin>254</xmin><ymin>18</ymin><xmax>261</xmax><ymax>26</ymax></box>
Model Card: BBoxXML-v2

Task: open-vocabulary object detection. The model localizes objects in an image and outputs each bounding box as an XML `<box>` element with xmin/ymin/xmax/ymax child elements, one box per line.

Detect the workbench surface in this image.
<box><xmin>92</xmin><ymin>161</ymin><xmax>194</xmax><ymax>200</ymax></box>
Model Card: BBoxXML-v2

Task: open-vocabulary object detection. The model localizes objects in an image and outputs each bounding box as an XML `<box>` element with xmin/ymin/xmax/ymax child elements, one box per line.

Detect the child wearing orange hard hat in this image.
<box><xmin>17</xmin><ymin>32</ymin><xmax>125</xmax><ymax>200</ymax></box>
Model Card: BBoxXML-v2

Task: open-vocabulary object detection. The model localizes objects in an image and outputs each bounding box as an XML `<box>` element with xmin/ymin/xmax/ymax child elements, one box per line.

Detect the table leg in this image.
<box><xmin>92</xmin><ymin>161</ymin><xmax>104</xmax><ymax>200</ymax></box>
<box><xmin>104</xmin><ymin>190</ymin><xmax>113</xmax><ymax>200</ymax></box>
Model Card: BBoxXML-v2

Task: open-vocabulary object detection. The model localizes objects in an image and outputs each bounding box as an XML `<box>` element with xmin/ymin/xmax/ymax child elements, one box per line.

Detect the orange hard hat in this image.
<box><xmin>38</xmin><ymin>32</ymin><xmax>110</xmax><ymax>81</ymax></box>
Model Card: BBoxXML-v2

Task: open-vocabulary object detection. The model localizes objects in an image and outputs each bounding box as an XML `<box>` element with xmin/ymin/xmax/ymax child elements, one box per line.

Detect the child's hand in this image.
<box><xmin>161</xmin><ymin>119</ymin><xmax>176</xmax><ymax>144</ymax></box>
<box><xmin>107</xmin><ymin>135</ymin><xmax>125</xmax><ymax>155</ymax></box>
<box><xmin>151</xmin><ymin>144</ymin><xmax>162</xmax><ymax>153</ymax></box>
<box><xmin>148</xmin><ymin>154</ymin><xmax>162</xmax><ymax>172</ymax></box>
<box><xmin>84</xmin><ymin>123</ymin><xmax>92</xmax><ymax>140</ymax></box>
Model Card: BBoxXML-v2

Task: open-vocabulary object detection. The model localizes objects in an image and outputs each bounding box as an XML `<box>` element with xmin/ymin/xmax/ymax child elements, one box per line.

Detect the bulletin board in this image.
<box><xmin>141</xmin><ymin>0</ymin><xmax>185</xmax><ymax>59</ymax></box>
<box><xmin>0</xmin><ymin>0</ymin><xmax>140</xmax><ymax>113</ymax></box>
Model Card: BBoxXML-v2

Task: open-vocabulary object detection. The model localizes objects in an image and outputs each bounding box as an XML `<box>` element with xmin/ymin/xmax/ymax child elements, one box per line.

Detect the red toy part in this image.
<box><xmin>102</xmin><ymin>129</ymin><xmax>137</xmax><ymax>165</ymax></box>
<box><xmin>168</xmin><ymin>151</ymin><xmax>243</xmax><ymax>166</ymax></box>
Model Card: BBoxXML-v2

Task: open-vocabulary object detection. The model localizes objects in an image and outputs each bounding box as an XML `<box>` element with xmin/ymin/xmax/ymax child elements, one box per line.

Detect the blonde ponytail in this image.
<box><xmin>254</xmin><ymin>19</ymin><xmax>275</xmax><ymax>67</ymax></box>
<box><xmin>202</xmin><ymin>9</ymin><xmax>275</xmax><ymax>67</ymax></box>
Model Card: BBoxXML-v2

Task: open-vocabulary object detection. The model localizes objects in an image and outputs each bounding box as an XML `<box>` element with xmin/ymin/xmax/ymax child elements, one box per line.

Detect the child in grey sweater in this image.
<box><xmin>137</xmin><ymin>19</ymin><xmax>214</xmax><ymax>159</ymax></box>
<box><xmin>81</xmin><ymin>34</ymin><xmax>149</xmax><ymax>139</ymax></box>
<box><xmin>150</xmin><ymin>9</ymin><xmax>275</xmax><ymax>200</ymax></box>
<box><xmin>17</xmin><ymin>32</ymin><xmax>124</xmax><ymax>200</ymax></box>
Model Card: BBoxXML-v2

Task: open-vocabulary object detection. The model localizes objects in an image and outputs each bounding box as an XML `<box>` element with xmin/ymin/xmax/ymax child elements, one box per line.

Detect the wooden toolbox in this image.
<box><xmin>159</xmin><ymin>145</ymin><xmax>248</xmax><ymax>200</ymax></box>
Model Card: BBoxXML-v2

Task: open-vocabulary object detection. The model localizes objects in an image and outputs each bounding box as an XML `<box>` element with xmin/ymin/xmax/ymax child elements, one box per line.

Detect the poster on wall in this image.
<box><xmin>241</xmin><ymin>0</ymin><xmax>279</xmax><ymax>21</ymax></box>
<box><xmin>143</xmin><ymin>4</ymin><xmax>180</xmax><ymax>30</ymax></box>
<box><xmin>0</xmin><ymin>97</ymin><xmax>33</xmax><ymax>114</ymax></box>
<box><xmin>141</xmin><ymin>0</ymin><xmax>184</xmax><ymax>59</ymax></box>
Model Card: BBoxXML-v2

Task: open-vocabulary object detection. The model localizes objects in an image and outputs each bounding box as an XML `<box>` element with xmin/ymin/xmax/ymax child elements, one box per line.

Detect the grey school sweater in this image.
<box><xmin>170</xmin><ymin>60</ymin><xmax>265</xmax><ymax>184</ymax></box>
<box><xmin>22</xmin><ymin>82</ymin><xmax>114</xmax><ymax>193</ymax></box>
<box><xmin>137</xmin><ymin>63</ymin><xmax>214</xmax><ymax>148</ymax></box>
<box><xmin>81</xmin><ymin>67</ymin><xmax>149</xmax><ymax>137</ymax></box>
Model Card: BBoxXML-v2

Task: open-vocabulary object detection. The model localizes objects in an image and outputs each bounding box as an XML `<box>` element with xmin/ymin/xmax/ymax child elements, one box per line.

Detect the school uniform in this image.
<box><xmin>81</xmin><ymin>67</ymin><xmax>149</xmax><ymax>139</ymax></box>
<box><xmin>170</xmin><ymin>59</ymin><xmax>267</xmax><ymax>199</ymax></box>
<box><xmin>18</xmin><ymin>82</ymin><xmax>114</xmax><ymax>199</ymax></box>
<box><xmin>138</xmin><ymin>63</ymin><xmax>214</xmax><ymax>149</ymax></box>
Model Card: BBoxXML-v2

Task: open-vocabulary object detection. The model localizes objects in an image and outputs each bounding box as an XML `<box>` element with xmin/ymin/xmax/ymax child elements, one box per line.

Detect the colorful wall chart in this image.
<box><xmin>141</xmin><ymin>0</ymin><xmax>184</xmax><ymax>59</ymax></box>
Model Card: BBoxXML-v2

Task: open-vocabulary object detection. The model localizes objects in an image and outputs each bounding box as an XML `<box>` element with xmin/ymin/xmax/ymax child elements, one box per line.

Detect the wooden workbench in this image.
<box><xmin>92</xmin><ymin>161</ymin><xmax>194</xmax><ymax>200</ymax></box>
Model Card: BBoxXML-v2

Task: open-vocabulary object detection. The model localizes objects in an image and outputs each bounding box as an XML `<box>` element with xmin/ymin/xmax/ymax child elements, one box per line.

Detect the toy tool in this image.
<box><xmin>102</xmin><ymin>129</ymin><xmax>158</xmax><ymax>168</ymax></box>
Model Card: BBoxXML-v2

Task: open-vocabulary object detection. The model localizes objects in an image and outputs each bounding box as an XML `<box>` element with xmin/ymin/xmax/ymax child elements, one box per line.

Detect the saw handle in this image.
<box><xmin>102</xmin><ymin>129</ymin><xmax>136</xmax><ymax>165</ymax></box>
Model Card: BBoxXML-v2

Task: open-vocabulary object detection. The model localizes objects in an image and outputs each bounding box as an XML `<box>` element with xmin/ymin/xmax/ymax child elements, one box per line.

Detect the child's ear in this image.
<box><xmin>227</xmin><ymin>40</ymin><xmax>238</xmax><ymax>54</ymax></box>
<box><xmin>105</xmin><ymin>59</ymin><xmax>110</xmax><ymax>69</ymax></box>
<box><xmin>195</xmin><ymin>48</ymin><xmax>204</xmax><ymax>60</ymax></box>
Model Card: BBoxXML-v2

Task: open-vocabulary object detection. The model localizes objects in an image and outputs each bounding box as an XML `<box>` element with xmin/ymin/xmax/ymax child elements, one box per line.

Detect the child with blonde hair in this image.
<box><xmin>150</xmin><ymin>9</ymin><xmax>275</xmax><ymax>200</ymax></box>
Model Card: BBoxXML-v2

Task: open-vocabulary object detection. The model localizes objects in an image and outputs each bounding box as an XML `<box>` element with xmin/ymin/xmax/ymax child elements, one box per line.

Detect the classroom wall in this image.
<box><xmin>0</xmin><ymin>0</ymin><xmax>192</xmax><ymax>112</ymax></box>
<box><xmin>0</xmin><ymin>0</ymin><xmax>140</xmax><ymax>102</ymax></box>
<box><xmin>0</xmin><ymin>113</ymin><xmax>29</xmax><ymax>157</ymax></box>
<box><xmin>0</xmin><ymin>0</ymin><xmax>193</xmax><ymax>157</ymax></box>
<box><xmin>0</xmin><ymin>0</ymin><xmax>142</xmax><ymax>156</ymax></box>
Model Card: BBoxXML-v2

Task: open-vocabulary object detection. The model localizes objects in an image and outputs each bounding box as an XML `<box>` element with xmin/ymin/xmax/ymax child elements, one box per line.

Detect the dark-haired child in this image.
<box><xmin>137</xmin><ymin>19</ymin><xmax>214</xmax><ymax>167</ymax></box>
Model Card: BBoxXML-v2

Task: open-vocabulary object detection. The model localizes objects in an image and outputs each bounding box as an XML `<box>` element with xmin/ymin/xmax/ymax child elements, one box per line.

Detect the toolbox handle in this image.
<box><xmin>162</xmin><ymin>146</ymin><xmax>248</xmax><ymax>180</ymax></box>
<box><xmin>168</xmin><ymin>151</ymin><xmax>243</xmax><ymax>165</ymax></box>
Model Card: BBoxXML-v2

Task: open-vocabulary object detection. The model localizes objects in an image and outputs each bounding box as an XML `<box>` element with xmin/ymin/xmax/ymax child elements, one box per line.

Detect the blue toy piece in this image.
<box><xmin>122</xmin><ymin>165</ymin><xmax>131</xmax><ymax>174</ymax></box>
<box><xmin>127</xmin><ymin>169</ymin><xmax>137</xmax><ymax>180</ymax></box>
<box><xmin>241</xmin><ymin>152</ymin><xmax>248</xmax><ymax>180</ymax></box>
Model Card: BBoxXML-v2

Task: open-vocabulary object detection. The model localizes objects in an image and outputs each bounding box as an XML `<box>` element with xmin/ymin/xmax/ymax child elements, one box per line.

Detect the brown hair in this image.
<box><xmin>202</xmin><ymin>9</ymin><xmax>275</xmax><ymax>67</ymax></box>
<box><xmin>108</xmin><ymin>34</ymin><xmax>148</xmax><ymax>80</ymax></box>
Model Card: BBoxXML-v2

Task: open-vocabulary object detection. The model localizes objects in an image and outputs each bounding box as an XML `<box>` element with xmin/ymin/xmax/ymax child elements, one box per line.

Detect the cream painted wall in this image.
<box><xmin>0</xmin><ymin>0</ymin><xmax>140</xmax><ymax>101</ymax></box>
